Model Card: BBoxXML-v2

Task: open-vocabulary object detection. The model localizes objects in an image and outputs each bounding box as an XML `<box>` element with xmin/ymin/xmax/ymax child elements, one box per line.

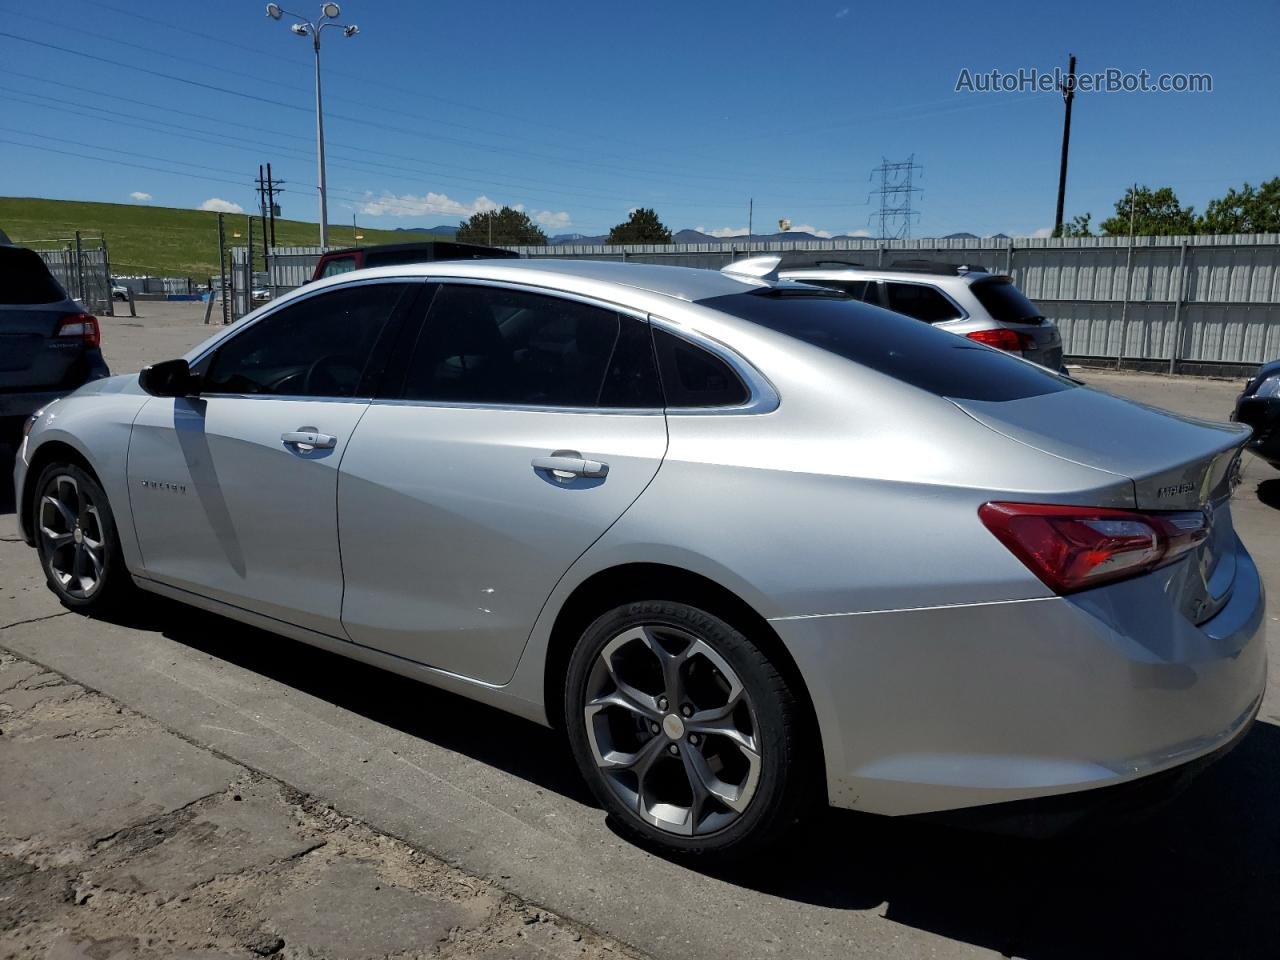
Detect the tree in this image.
<box><xmin>1199</xmin><ymin>177</ymin><xmax>1280</xmax><ymax>234</ymax></box>
<box><xmin>1054</xmin><ymin>212</ymin><xmax>1093</xmax><ymax>238</ymax></box>
<box><xmin>456</xmin><ymin>206</ymin><xmax>547</xmax><ymax>245</ymax></box>
<box><xmin>1099</xmin><ymin>185</ymin><xmax>1196</xmax><ymax>236</ymax></box>
<box><xmin>607</xmin><ymin>208</ymin><xmax>672</xmax><ymax>244</ymax></box>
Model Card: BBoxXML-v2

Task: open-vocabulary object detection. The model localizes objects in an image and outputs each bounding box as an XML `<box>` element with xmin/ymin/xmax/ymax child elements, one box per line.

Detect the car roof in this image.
<box><xmin>315</xmin><ymin>258</ymin><xmax>772</xmax><ymax>303</ymax></box>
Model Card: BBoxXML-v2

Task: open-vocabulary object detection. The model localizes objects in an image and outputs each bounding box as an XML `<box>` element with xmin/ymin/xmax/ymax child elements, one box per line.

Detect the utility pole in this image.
<box><xmin>1053</xmin><ymin>54</ymin><xmax>1077</xmax><ymax>237</ymax></box>
<box><xmin>266</xmin><ymin>162</ymin><xmax>281</xmax><ymax>248</ymax></box>
<box><xmin>217</xmin><ymin>212</ymin><xmax>229</xmax><ymax>325</ymax></box>
<box><xmin>747</xmin><ymin>198</ymin><xmax>753</xmax><ymax>257</ymax></box>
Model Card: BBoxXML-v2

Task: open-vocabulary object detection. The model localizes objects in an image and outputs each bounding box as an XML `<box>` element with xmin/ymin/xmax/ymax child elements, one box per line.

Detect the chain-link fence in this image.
<box><xmin>29</xmin><ymin>236</ymin><xmax>114</xmax><ymax>316</ymax></box>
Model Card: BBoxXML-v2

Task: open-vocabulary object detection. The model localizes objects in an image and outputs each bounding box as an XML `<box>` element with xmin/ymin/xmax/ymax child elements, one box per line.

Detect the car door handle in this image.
<box><xmin>282</xmin><ymin>430</ymin><xmax>337</xmax><ymax>451</ymax></box>
<box><xmin>531</xmin><ymin>454</ymin><xmax>608</xmax><ymax>479</ymax></box>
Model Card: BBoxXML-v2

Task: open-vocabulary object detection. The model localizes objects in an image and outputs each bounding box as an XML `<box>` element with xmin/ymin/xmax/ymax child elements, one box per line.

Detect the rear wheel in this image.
<box><xmin>565</xmin><ymin>599</ymin><xmax>815</xmax><ymax>858</ymax></box>
<box><xmin>32</xmin><ymin>462</ymin><xmax>133</xmax><ymax>612</ymax></box>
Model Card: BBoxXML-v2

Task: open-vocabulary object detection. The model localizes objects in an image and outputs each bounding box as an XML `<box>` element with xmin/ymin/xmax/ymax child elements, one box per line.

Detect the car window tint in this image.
<box><xmin>652</xmin><ymin>327</ymin><xmax>749</xmax><ymax>407</ymax></box>
<box><xmin>696</xmin><ymin>290</ymin><xmax>1073</xmax><ymax>402</ymax></box>
<box><xmin>403</xmin><ymin>284</ymin><xmax>629</xmax><ymax>407</ymax></box>
<box><xmin>203</xmin><ymin>283</ymin><xmax>408</xmax><ymax>398</ymax></box>
<box><xmin>970</xmin><ymin>277</ymin><xmax>1044</xmax><ymax>324</ymax></box>
<box><xmin>803</xmin><ymin>279</ymin><xmax>868</xmax><ymax>300</ymax></box>
<box><xmin>319</xmin><ymin>256</ymin><xmax>358</xmax><ymax>278</ymax></box>
<box><xmin>599</xmin><ymin>314</ymin><xmax>663</xmax><ymax>408</ymax></box>
<box><xmin>883</xmin><ymin>282</ymin><xmax>963</xmax><ymax>323</ymax></box>
<box><xmin>0</xmin><ymin>247</ymin><xmax>67</xmax><ymax>304</ymax></box>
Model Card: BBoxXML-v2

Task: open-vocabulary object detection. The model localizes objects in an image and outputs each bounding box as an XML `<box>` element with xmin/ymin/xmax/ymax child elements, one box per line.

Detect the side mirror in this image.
<box><xmin>139</xmin><ymin>358</ymin><xmax>200</xmax><ymax>397</ymax></box>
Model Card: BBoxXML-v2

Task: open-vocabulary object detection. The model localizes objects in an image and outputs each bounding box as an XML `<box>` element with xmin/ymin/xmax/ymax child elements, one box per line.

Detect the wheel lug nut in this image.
<box><xmin>668</xmin><ymin>744</ymin><xmax>679</xmax><ymax>756</ymax></box>
<box><xmin>657</xmin><ymin>697</ymin><xmax>668</xmax><ymax>711</ymax></box>
<box><xmin>688</xmin><ymin>734</ymin><xmax>699</xmax><ymax>745</ymax></box>
<box><xmin>648</xmin><ymin>721</ymin><xmax>659</xmax><ymax>733</ymax></box>
<box><xmin>681</xmin><ymin>705</ymin><xmax>692</xmax><ymax>717</ymax></box>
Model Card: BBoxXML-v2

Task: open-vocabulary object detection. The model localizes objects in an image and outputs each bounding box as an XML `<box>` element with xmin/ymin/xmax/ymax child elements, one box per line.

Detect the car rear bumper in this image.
<box><xmin>773</xmin><ymin>540</ymin><xmax>1266</xmax><ymax>816</ymax></box>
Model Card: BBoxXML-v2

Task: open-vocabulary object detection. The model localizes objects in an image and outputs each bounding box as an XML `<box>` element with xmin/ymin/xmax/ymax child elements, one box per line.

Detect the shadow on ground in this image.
<box><xmin>93</xmin><ymin>593</ymin><xmax>1280</xmax><ymax>960</ymax></box>
<box><xmin>1255</xmin><ymin>477</ymin><xmax>1280</xmax><ymax>511</ymax></box>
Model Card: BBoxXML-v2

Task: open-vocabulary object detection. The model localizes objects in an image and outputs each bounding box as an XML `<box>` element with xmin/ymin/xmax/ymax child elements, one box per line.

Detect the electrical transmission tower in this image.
<box><xmin>868</xmin><ymin>155</ymin><xmax>923</xmax><ymax>239</ymax></box>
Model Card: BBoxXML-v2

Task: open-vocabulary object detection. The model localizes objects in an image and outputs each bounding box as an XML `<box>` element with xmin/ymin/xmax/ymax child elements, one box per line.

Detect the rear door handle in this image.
<box><xmin>531</xmin><ymin>454</ymin><xmax>608</xmax><ymax>479</ymax></box>
<box><xmin>282</xmin><ymin>430</ymin><xmax>337</xmax><ymax>451</ymax></box>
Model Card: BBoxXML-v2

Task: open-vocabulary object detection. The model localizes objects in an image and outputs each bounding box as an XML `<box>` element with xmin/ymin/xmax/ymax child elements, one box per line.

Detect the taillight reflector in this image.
<box><xmin>978</xmin><ymin>501</ymin><xmax>1208</xmax><ymax>594</ymax></box>
<box><xmin>56</xmin><ymin>312</ymin><xmax>100</xmax><ymax>347</ymax></box>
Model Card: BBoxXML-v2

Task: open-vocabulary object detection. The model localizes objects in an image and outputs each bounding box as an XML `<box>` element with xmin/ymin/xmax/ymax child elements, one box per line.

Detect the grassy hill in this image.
<box><xmin>0</xmin><ymin>197</ymin><xmax>450</xmax><ymax>280</ymax></box>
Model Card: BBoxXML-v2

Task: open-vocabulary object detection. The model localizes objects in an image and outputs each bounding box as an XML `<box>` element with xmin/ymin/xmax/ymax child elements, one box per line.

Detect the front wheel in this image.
<box><xmin>565</xmin><ymin>600</ymin><xmax>816</xmax><ymax>858</ymax></box>
<box><xmin>32</xmin><ymin>462</ymin><xmax>134</xmax><ymax>612</ymax></box>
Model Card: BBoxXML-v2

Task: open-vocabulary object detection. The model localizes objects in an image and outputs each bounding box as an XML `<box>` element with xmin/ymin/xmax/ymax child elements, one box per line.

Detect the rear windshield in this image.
<box><xmin>697</xmin><ymin>290</ymin><xmax>1073</xmax><ymax>402</ymax></box>
<box><xmin>0</xmin><ymin>247</ymin><xmax>67</xmax><ymax>304</ymax></box>
<box><xmin>969</xmin><ymin>277</ymin><xmax>1043</xmax><ymax>324</ymax></box>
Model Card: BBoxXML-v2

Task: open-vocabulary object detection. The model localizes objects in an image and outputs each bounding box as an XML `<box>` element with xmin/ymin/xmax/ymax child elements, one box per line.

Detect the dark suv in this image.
<box><xmin>0</xmin><ymin>244</ymin><xmax>110</xmax><ymax>439</ymax></box>
<box><xmin>310</xmin><ymin>240</ymin><xmax>519</xmax><ymax>282</ymax></box>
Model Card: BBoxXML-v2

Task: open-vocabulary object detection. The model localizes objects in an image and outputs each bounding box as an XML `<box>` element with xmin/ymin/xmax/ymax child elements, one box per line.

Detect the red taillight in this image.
<box><xmin>56</xmin><ymin>312</ymin><xmax>100</xmax><ymax>347</ymax></box>
<box><xmin>978</xmin><ymin>501</ymin><xmax>1209</xmax><ymax>594</ymax></box>
<box><xmin>966</xmin><ymin>328</ymin><xmax>1032</xmax><ymax>353</ymax></box>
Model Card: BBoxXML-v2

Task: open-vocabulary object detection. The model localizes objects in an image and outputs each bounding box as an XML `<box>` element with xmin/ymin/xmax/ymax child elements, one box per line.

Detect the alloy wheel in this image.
<box><xmin>583</xmin><ymin>623</ymin><xmax>762</xmax><ymax>836</ymax></box>
<box><xmin>39</xmin><ymin>473</ymin><xmax>107</xmax><ymax>600</ymax></box>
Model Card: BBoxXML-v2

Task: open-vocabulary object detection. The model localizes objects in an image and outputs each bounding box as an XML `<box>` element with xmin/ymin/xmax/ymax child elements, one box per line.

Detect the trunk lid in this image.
<box><xmin>953</xmin><ymin>384</ymin><xmax>1250</xmax><ymax>623</ymax></box>
<box><xmin>0</xmin><ymin>303</ymin><xmax>85</xmax><ymax>390</ymax></box>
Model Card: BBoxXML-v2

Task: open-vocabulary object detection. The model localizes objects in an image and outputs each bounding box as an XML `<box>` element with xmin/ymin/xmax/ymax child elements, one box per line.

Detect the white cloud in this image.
<box><xmin>697</xmin><ymin>225</ymin><xmax>749</xmax><ymax>238</ymax></box>
<box><xmin>357</xmin><ymin>191</ymin><xmax>501</xmax><ymax>219</ymax></box>
<box><xmin>835</xmin><ymin>6</ymin><xmax>850</xmax><ymax>17</ymax></box>
<box><xmin>129</xmin><ymin>191</ymin><xmax>152</xmax><ymax>201</ymax></box>
<box><xmin>535</xmin><ymin>210</ymin><xmax>572</xmax><ymax>229</ymax></box>
<box><xmin>199</xmin><ymin>197</ymin><xmax>244</xmax><ymax>214</ymax></box>
<box><xmin>847</xmin><ymin>228</ymin><xmax>873</xmax><ymax>238</ymax></box>
<box><xmin>1030</xmin><ymin>227</ymin><xmax>1053</xmax><ymax>238</ymax></box>
<box><xmin>786</xmin><ymin>223</ymin><xmax>834</xmax><ymax>238</ymax></box>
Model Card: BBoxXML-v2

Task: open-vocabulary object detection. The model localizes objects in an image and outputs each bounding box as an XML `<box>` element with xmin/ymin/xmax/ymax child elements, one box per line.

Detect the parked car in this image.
<box><xmin>110</xmin><ymin>278</ymin><xmax>130</xmax><ymax>301</ymax></box>
<box><xmin>310</xmin><ymin>240</ymin><xmax>519</xmax><ymax>282</ymax></box>
<box><xmin>1232</xmin><ymin>359</ymin><xmax>1280</xmax><ymax>467</ymax></box>
<box><xmin>0</xmin><ymin>243</ymin><xmax>109</xmax><ymax>441</ymax></box>
<box><xmin>779</xmin><ymin>259</ymin><xmax>1064</xmax><ymax>370</ymax></box>
<box><xmin>251</xmin><ymin>286</ymin><xmax>272</xmax><ymax>302</ymax></box>
<box><xmin>14</xmin><ymin>259</ymin><xmax>1263</xmax><ymax>856</ymax></box>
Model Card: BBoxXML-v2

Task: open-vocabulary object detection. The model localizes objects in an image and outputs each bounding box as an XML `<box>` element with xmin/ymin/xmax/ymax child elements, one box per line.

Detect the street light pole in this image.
<box><xmin>265</xmin><ymin>3</ymin><xmax>359</xmax><ymax>249</ymax></box>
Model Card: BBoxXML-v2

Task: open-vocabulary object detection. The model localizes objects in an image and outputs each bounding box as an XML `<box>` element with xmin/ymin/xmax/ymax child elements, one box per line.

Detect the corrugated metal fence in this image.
<box><xmin>247</xmin><ymin>234</ymin><xmax>1280</xmax><ymax>370</ymax></box>
<box><xmin>31</xmin><ymin>239</ymin><xmax>113</xmax><ymax>315</ymax></box>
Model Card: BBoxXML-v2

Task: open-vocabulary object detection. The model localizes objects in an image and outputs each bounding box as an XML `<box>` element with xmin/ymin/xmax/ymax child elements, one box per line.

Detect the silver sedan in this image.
<box><xmin>13</xmin><ymin>259</ymin><xmax>1266</xmax><ymax>857</ymax></box>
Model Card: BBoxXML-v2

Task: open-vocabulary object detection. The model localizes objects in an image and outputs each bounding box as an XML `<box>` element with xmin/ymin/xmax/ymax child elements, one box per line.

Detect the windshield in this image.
<box><xmin>969</xmin><ymin>277</ymin><xmax>1044</xmax><ymax>323</ymax></box>
<box><xmin>697</xmin><ymin>289</ymin><xmax>1074</xmax><ymax>402</ymax></box>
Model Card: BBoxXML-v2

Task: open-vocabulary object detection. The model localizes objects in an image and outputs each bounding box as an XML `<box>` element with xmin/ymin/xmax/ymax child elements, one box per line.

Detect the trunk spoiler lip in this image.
<box><xmin>946</xmin><ymin>389</ymin><xmax>1252</xmax><ymax>511</ymax></box>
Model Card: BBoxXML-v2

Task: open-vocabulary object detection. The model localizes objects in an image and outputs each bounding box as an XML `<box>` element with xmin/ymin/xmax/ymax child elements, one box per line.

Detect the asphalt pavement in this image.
<box><xmin>2</xmin><ymin>303</ymin><xmax>1278</xmax><ymax>959</ymax></box>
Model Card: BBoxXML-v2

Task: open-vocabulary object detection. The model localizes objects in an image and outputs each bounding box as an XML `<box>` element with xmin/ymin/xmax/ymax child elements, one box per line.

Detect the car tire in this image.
<box><xmin>564</xmin><ymin>599</ymin><xmax>816</xmax><ymax>859</ymax></box>
<box><xmin>32</xmin><ymin>461</ymin><xmax>135</xmax><ymax>613</ymax></box>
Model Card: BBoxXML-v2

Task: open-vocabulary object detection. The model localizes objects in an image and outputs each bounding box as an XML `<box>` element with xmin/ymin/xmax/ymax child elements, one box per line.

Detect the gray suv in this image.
<box><xmin>0</xmin><ymin>244</ymin><xmax>110</xmax><ymax>439</ymax></box>
<box><xmin>780</xmin><ymin>259</ymin><xmax>1064</xmax><ymax>370</ymax></box>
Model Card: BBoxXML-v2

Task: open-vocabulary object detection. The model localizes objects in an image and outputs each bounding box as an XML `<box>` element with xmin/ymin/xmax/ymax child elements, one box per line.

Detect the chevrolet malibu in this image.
<box><xmin>14</xmin><ymin>259</ymin><xmax>1266</xmax><ymax>857</ymax></box>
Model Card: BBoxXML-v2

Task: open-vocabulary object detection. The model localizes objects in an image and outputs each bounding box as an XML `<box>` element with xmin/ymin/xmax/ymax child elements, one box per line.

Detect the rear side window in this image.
<box><xmin>697</xmin><ymin>291</ymin><xmax>1073</xmax><ymax>402</ymax></box>
<box><xmin>802</xmin><ymin>278</ymin><xmax>870</xmax><ymax>301</ymax></box>
<box><xmin>403</xmin><ymin>284</ymin><xmax>661</xmax><ymax>408</ymax></box>
<box><xmin>318</xmin><ymin>256</ymin><xmax>358</xmax><ymax>278</ymax></box>
<box><xmin>0</xmin><ymin>247</ymin><xmax>67</xmax><ymax>304</ymax></box>
<box><xmin>970</xmin><ymin>277</ymin><xmax>1044</xmax><ymax>324</ymax></box>
<box><xmin>653</xmin><ymin>328</ymin><xmax>749</xmax><ymax>407</ymax></box>
<box><xmin>882</xmin><ymin>282</ymin><xmax>963</xmax><ymax>323</ymax></box>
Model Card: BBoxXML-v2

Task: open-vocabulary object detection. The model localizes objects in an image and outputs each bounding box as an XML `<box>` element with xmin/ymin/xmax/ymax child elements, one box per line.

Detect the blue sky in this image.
<box><xmin>1</xmin><ymin>0</ymin><xmax>1276</xmax><ymax>239</ymax></box>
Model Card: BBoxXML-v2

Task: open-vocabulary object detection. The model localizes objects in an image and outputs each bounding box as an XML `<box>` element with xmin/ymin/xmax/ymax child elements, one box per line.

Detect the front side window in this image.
<box><xmin>403</xmin><ymin>284</ymin><xmax>660</xmax><ymax>408</ymax></box>
<box><xmin>202</xmin><ymin>283</ymin><xmax>409</xmax><ymax>398</ymax></box>
<box><xmin>883</xmin><ymin>282</ymin><xmax>963</xmax><ymax>323</ymax></box>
